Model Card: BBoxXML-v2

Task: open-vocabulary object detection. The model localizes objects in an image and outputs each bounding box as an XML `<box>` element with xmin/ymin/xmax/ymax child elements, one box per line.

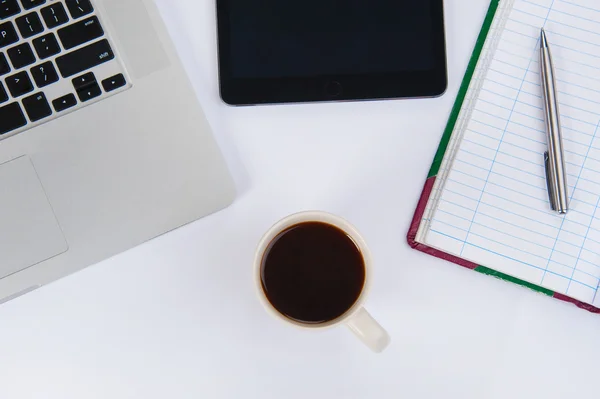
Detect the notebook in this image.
<box><xmin>408</xmin><ymin>0</ymin><xmax>600</xmax><ymax>313</ymax></box>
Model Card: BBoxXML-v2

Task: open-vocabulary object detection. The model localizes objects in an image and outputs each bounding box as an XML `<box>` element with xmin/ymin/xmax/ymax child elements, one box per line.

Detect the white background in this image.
<box><xmin>2</xmin><ymin>0</ymin><xmax>600</xmax><ymax>398</ymax></box>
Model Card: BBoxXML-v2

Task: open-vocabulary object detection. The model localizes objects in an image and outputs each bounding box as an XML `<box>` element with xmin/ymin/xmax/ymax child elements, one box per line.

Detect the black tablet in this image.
<box><xmin>216</xmin><ymin>0</ymin><xmax>447</xmax><ymax>105</ymax></box>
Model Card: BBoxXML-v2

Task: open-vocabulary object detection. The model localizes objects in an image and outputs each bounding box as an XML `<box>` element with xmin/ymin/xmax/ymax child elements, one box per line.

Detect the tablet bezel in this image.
<box><xmin>216</xmin><ymin>0</ymin><xmax>448</xmax><ymax>105</ymax></box>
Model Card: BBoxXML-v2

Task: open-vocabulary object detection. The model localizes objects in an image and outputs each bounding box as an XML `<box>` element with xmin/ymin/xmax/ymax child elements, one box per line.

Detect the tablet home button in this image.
<box><xmin>324</xmin><ymin>81</ymin><xmax>343</xmax><ymax>97</ymax></box>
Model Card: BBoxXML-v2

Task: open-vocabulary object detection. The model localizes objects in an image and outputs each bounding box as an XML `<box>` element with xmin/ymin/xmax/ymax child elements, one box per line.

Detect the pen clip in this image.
<box><xmin>545</xmin><ymin>151</ymin><xmax>557</xmax><ymax>212</ymax></box>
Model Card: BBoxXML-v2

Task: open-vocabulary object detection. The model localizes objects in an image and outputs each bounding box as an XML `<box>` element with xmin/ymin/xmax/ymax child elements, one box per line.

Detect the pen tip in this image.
<box><xmin>540</xmin><ymin>28</ymin><xmax>548</xmax><ymax>47</ymax></box>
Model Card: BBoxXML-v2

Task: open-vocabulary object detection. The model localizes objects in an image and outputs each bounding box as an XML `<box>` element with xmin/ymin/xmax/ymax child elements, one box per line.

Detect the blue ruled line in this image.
<box><xmin>460</xmin><ymin>13</ymin><xmax>545</xmax><ymax>258</ymax></box>
<box><xmin>564</xmin><ymin>121</ymin><xmax>600</xmax><ymax>291</ymax></box>
<box><xmin>430</xmin><ymin>229</ymin><xmax>597</xmax><ymax>290</ymax></box>
<box><xmin>559</xmin><ymin>0</ymin><xmax>600</xmax><ymax>13</ymax></box>
<box><xmin>567</xmin><ymin>196</ymin><xmax>600</xmax><ymax>293</ymax></box>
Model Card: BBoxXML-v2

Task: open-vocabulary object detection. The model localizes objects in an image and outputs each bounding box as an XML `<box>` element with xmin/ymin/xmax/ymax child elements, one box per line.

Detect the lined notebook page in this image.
<box><xmin>426</xmin><ymin>0</ymin><xmax>600</xmax><ymax>306</ymax></box>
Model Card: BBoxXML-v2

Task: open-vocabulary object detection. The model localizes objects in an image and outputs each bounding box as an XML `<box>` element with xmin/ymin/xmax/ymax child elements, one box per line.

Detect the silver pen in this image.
<box><xmin>540</xmin><ymin>28</ymin><xmax>569</xmax><ymax>214</ymax></box>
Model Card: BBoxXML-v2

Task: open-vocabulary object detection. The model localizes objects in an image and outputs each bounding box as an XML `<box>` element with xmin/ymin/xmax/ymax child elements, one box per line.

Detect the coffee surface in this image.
<box><xmin>260</xmin><ymin>222</ymin><xmax>365</xmax><ymax>324</ymax></box>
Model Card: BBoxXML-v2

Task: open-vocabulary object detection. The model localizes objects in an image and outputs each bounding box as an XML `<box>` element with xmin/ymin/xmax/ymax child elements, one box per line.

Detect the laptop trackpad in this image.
<box><xmin>0</xmin><ymin>157</ymin><xmax>68</xmax><ymax>279</ymax></box>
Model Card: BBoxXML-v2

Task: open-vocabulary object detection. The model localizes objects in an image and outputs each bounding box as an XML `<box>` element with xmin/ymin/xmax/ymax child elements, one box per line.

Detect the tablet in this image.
<box><xmin>216</xmin><ymin>0</ymin><xmax>447</xmax><ymax>105</ymax></box>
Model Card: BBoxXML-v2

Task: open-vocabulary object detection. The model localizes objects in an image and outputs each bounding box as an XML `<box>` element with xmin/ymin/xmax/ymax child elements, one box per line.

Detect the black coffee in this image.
<box><xmin>260</xmin><ymin>222</ymin><xmax>365</xmax><ymax>324</ymax></box>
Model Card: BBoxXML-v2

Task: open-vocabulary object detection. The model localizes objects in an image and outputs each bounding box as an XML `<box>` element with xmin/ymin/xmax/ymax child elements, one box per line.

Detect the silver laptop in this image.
<box><xmin>0</xmin><ymin>0</ymin><xmax>236</xmax><ymax>303</ymax></box>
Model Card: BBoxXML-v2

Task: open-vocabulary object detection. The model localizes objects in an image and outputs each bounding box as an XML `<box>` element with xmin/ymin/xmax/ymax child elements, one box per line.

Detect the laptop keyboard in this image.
<box><xmin>0</xmin><ymin>0</ymin><xmax>130</xmax><ymax>139</ymax></box>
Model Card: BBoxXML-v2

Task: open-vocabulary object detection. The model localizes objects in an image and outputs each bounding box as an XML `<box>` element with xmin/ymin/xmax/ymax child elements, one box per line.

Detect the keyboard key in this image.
<box><xmin>0</xmin><ymin>21</ymin><xmax>18</xmax><ymax>49</ymax></box>
<box><xmin>52</xmin><ymin>93</ymin><xmax>76</xmax><ymax>112</ymax></box>
<box><xmin>0</xmin><ymin>82</ymin><xmax>7</xmax><ymax>102</ymax></box>
<box><xmin>41</xmin><ymin>2</ymin><xmax>68</xmax><ymax>28</ymax></box>
<box><xmin>16</xmin><ymin>11</ymin><xmax>43</xmax><ymax>38</ymax></box>
<box><xmin>56</xmin><ymin>39</ymin><xmax>114</xmax><ymax>78</ymax></box>
<box><xmin>30</xmin><ymin>61</ymin><xmax>57</xmax><ymax>88</ymax></box>
<box><xmin>21</xmin><ymin>0</ymin><xmax>46</xmax><ymax>10</ymax></box>
<box><xmin>0</xmin><ymin>52</ymin><xmax>9</xmax><ymax>75</ymax></box>
<box><xmin>76</xmin><ymin>81</ymin><xmax>100</xmax><ymax>102</ymax></box>
<box><xmin>65</xmin><ymin>0</ymin><xmax>92</xmax><ymax>19</ymax></box>
<box><xmin>0</xmin><ymin>0</ymin><xmax>20</xmax><ymax>19</ymax></box>
<box><xmin>58</xmin><ymin>16</ymin><xmax>103</xmax><ymax>50</ymax></box>
<box><xmin>7</xmin><ymin>42</ymin><xmax>35</xmax><ymax>69</ymax></box>
<box><xmin>0</xmin><ymin>102</ymin><xmax>26</xmax><ymax>135</ymax></box>
<box><xmin>72</xmin><ymin>71</ymin><xmax>94</xmax><ymax>89</ymax></box>
<box><xmin>32</xmin><ymin>32</ymin><xmax>60</xmax><ymax>59</ymax></box>
<box><xmin>22</xmin><ymin>91</ymin><xmax>50</xmax><ymax>121</ymax></box>
<box><xmin>102</xmin><ymin>73</ymin><xmax>126</xmax><ymax>92</ymax></box>
<box><xmin>5</xmin><ymin>70</ymin><xmax>32</xmax><ymax>97</ymax></box>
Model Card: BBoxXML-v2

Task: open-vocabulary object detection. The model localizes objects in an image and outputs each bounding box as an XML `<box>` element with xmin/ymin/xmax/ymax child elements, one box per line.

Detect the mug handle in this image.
<box><xmin>345</xmin><ymin>307</ymin><xmax>390</xmax><ymax>353</ymax></box>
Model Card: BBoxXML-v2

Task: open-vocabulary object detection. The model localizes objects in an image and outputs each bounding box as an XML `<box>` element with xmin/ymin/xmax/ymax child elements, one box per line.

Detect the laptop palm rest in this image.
<box><xmin>0</xmin><ymin>156</ymin><xmax>68</xmax><ymax>279</ymax></box>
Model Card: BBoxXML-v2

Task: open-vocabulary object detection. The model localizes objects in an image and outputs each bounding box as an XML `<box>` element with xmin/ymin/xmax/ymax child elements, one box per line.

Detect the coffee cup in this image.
<box><xmin>254</xmin><ymin>211</ymin><xmax>390</xmax><ymax>353</ymax></box>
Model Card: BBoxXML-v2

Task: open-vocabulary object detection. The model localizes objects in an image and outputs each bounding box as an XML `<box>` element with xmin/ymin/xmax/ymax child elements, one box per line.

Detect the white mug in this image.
<box><xmin>253</xmin><ymin>211</ymin><xmax>390</xmax><ymax>353</ymax></box>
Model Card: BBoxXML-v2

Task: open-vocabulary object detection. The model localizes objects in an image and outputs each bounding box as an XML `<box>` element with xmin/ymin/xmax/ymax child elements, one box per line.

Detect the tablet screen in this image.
<box><xmin>229</xmin><ymin>1</ymin><xmax>435</xmax><ymax>79</ymax></box>
<box><xmin>217</xmin><ymin>0</ymin><xmax>446</xmax><ymax>104</ymax></box>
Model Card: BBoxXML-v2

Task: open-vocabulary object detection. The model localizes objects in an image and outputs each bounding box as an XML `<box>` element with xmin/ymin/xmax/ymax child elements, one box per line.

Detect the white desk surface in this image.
<box><xmin>2</xmin><ymin>1</ymin><xmax>600</xmax><ymax>398</ymax></box>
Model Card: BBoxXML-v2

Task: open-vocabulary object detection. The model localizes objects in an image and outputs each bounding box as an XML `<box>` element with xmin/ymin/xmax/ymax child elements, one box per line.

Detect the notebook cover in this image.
<box><xmin>406</xmin><ymin>0</ymin><xmax>600</xmax><ymax>314</ymax></box>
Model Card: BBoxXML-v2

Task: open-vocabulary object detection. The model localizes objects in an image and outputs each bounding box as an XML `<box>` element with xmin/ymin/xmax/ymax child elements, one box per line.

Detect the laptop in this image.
<box><xmin>0</xmin><ymin>0</ymin><xmax>236</xmax><ymax>303</ymax></box>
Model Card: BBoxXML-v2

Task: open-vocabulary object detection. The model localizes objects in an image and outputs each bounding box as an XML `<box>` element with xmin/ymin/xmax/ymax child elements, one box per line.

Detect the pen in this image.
<box><xmin>540</xmin><ymin>28</ymin><xmax>569</xmax><ymax>214</ymax></box>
